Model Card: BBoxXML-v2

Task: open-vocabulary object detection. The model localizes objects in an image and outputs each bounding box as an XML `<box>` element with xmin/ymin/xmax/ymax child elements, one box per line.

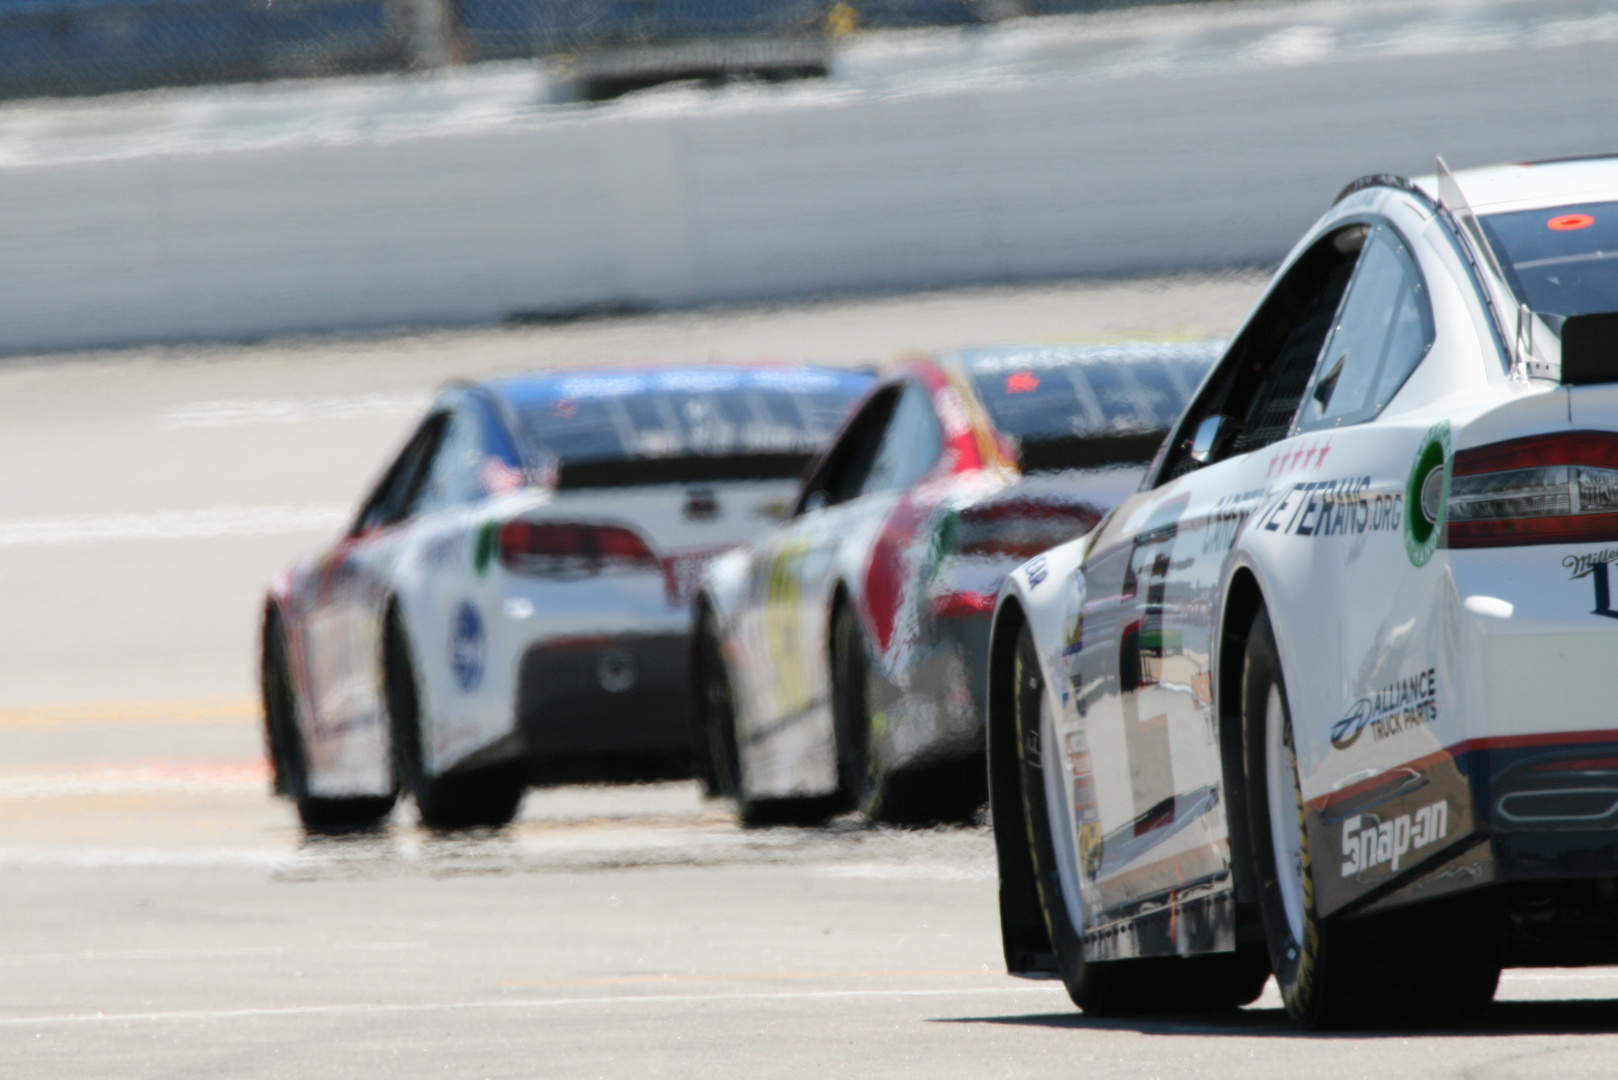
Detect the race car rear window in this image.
<box><xmin>957</xmin><ymin>343</ymin><xmax>1219</xmax><ymax>468</ymax></box>
<box><xmin>503</xmin><ymin>367</ymin><xmax>873</xmax><ymax>486</ymax></box>
<box><xmin>1481</xmin><ymin>201</ymin><xmax>1618</xmax><ymax>327</ymax></box>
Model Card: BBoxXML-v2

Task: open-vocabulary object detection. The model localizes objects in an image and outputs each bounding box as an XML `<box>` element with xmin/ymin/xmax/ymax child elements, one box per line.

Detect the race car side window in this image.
<box><xmin>413</xmin><ymin>404</ymin><xmax>489</xmax><ymax>516</ymax></box>
<box><xmin>1157</xmin><ymin>223</ymin><xmax>1368</xmax><ymax>481</ymax></box>
<box><xmin>351</xmin><ymin>412</ymin><xmax>449</xmax><ymax>534</ymax></box>
<box><xmin>1295</xmin><ymin>225</ymin><xmax>1434</xmax><ymax>432</ymax></box>
<box><xmin>859</xmin><ymin>382</ymin><xmax>942</xmax><ymax>497</ymax></box>
<box><xmin>793</xmin><ymin>386</ymin><xmax>900</xmax><ymax>513</ymax></box>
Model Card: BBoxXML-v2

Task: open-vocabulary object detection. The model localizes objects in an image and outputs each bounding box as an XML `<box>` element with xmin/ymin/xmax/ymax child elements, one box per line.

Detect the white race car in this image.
<box><xmin>694</xmin><ymin>345</ymin><xmax>1212</xmax><ymax>826</ymax></box>
<box><xmin>261</xmin><ymin>364</ymin><xmax>872</xmax><ymax>832</ymax></box>
<box><xmin>987</xmin><ymin>156</ymin><xmax>1618</xmax><ymax>1028</ymax></box>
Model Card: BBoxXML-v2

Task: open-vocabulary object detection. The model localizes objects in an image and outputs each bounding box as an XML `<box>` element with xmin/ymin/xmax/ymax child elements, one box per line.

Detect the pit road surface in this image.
<box><xmin>6</xmin><ymin>277</ymin><xmax>1618</xmax><ymax>1078</ymax></box>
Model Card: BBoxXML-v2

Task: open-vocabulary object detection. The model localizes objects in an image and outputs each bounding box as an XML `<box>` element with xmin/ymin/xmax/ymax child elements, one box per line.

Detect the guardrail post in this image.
<box><xmin>391</xmin><ymin>0</ymin><xmax>455</xmax><ymax>68</ymax></box>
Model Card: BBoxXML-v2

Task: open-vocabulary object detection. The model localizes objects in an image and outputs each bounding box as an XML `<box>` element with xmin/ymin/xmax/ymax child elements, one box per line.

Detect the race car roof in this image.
<box><xmin>943</xmin><ymin>340</ymin><xmax>1223</xmax><ymax>440</ymax></box>
<box><xmin>486</xmin><ymin>363</ymin><xmax>872</xmax><ymax>409</ymax></box>
<box><xmin>1414</xmin><ymin>155</ymin><xmax>1618</xmax><ymax>215</ymax></box>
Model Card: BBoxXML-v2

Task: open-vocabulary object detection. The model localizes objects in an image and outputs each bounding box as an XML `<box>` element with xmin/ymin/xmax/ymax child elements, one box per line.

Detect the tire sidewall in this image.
<box><xmin>1241</xmin><ymin>608</ymin><xmax>1321</xmax><ymax>1021</ymax></box>
<box><xmin>385</xmin><ymin>612</ymin><xmax>430</xmax><ymax>804</ymax></box>
<box><xmin>261</xmin><ymin>611</ymin><xmax>309</xmax><ymax>800</ymax></box>
<box><xmin>1011</xmin><ymin>626</ymin><xmax>1091</xmax><ymax>999</ymax></box>
<box><xmin>832</xmin><ymin>605</ymin><xmax>879</xmax><ymax>815</ymax></box>
<box><xmin>697</xmin><ymin>612</ymin><xmax>744</xmax><ymax>801</ymax></box>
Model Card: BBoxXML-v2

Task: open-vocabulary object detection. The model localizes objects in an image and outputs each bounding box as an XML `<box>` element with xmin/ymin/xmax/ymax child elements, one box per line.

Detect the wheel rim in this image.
<box><xmin>1039</xmin><ymin>690</ymin><xmax>1087</xmax><ymax>937</ymax></box>
<box><xmin>1265</xmin><ymin>684</ymin><xmax>1306</xmax><ymax>944</ymax></box>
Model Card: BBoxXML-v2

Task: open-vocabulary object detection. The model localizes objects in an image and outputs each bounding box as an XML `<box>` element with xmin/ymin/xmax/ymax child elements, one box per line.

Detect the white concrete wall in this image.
<box><xmin>3</xmin><ymin>8</ymin><xmax>1618</xmax><ymax>353</ymax></box>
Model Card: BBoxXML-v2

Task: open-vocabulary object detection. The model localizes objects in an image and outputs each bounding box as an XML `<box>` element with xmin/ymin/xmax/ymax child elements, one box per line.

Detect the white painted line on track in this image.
<box><xmin>0</xmin><ymin>847</ymin><xmax>298</xmax><ymax>869</ymax></box>
<box><xmin>0</xmin><ymin>761</ymin><xmax>269</xmax><ymax>797</ymax></box>
<box><xmin>16</xmin><ymin>943</ymin><xmax>423</xmax><ymax>961</ymax></box>
<box><xmin>813</xmin><ymin>863</ymin><xmax>995</xmax><ymax>882</ymax></box>
<box><xmin>0</xmin><ymin>984</ymin><xmax>1065</xmax><ymax>1027</ymax></box>
<box><xmin>0</xmin><ymin>505</ymin><xmax>348</xmax><ymax>546</ymax></box>
<box><xmin>165</xmin><ymin>393</ymin><xmax>428</xmax><ymax>429</ymax></box>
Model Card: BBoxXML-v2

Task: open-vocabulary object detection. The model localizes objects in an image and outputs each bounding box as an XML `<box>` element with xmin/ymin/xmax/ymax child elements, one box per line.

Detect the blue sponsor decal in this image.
<box><xmin>1025</xmin><ymin>555</ymin><xmax>1048</xmax><ymax>588</ymax></box>
<box><xmin>450</xmin><ymin>601</ymin><xmax>486</xmax><ymax>693</ymax></box>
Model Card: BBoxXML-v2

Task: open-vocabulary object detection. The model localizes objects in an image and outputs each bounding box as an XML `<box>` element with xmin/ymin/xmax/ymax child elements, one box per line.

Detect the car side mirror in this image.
<box><xmin>799</xmin><ymin>489</ymin><xmax>829</xmax><ymax>515</ymax></box>
<box><xmin>1189</xmin><ymin>415</ymin><xmax>1227</xmax><ymax>466</ymax></box>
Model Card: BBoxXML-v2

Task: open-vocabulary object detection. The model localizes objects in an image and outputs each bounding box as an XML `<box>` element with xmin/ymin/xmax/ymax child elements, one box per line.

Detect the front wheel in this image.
<box><xmin>1242</xmin><ymin>607</ymin><xmax>1499</xmax><ymax>1029</ymax></box>
<box><xmin>1012</xmin><ymin>625</ymin><xmax>1265</xmax><ymax>1015</ymax></box>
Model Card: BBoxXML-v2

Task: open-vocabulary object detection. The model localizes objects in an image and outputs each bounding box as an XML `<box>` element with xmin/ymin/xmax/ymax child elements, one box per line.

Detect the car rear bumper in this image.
<box><xmin>515</xmin><ymin>631</ymin><xmax>693</xmax><ymax>755</ymax></box>
<box><xmin>1312</xmin><ymin>733</ymin><xmax>1618</xmax><ymax>921</ymax></box>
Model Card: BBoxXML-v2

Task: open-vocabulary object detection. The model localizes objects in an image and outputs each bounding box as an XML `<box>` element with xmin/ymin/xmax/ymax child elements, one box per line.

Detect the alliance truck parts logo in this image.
<box><xmin>1340</xmin><ymin>799</ymin><xmax>1449</xmax><ymax>878</ymax></box>
<box><xmin>1329</xmin><ymin>667</ymin><xmax>1436</xmax><ymax>750</ymax></box>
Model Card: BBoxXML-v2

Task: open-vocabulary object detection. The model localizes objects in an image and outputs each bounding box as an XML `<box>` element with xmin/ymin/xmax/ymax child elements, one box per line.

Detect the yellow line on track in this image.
<box><xmin>0</xmin><ymin>697</ymin><xmax>259</xmax><ymax>729</ymax></box>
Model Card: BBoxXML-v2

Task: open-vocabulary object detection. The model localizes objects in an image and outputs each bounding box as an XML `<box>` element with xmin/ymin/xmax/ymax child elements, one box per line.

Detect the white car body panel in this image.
<box><xmin>993</xmin><ymin>159</ymin><xmax>1618</xmax><ymax>965</ymax></box>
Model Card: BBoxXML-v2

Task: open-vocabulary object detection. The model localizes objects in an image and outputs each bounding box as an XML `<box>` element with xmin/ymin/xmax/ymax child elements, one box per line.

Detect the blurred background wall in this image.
<box><xmin>2</xmin><ymin>0</ymin><xmax>1617</xmax><ymax>354</ymax></box>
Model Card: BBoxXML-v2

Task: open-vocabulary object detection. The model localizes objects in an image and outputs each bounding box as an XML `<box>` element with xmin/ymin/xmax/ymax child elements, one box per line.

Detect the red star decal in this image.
<box><xmin>1005</xmin><ymin>372</ymin><xmax>1040</xmax><ymax>394</ymax></box>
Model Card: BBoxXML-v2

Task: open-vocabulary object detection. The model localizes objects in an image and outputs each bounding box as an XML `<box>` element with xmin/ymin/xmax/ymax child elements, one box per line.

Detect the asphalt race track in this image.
<box><xmin>7</xmin><ymin>276</ymin><xmax>1618</xmax><ymax>1077</ymax></box>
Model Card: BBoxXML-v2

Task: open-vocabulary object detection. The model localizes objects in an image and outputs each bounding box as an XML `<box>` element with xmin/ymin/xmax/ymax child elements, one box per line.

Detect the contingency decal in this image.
<box><xmin>450</xmin><ymin>601</ymin><xmax>486</xmax><ymax>692</ymax></box>
<box><xmin>1023</xmin><ymin>555</ymin><xmax>1048</xmax><ymax>589</ymax></box>
<box><xmin>762</xmin><ymin>535</ymin><xmax>813</xmax><ymax>718</ymax></box>
<box><xmin>1405</xmin><ymin>420</ymin><xmax>1451</xmax><ymax>567</ymax></box>
<box><xmin>473</xmin><ymin>520</ymin><xmax>500</xmax><ymax>577</ymax></box>
<box><xmin>1564</xmin><ymin>547</ymin><xmax>1618</xmax><ymax>620</ymax></box>
<box><xmin>1330</xmin><ymin>668</ymin><xmax>1437</xmax><ymax>750</ymax></box>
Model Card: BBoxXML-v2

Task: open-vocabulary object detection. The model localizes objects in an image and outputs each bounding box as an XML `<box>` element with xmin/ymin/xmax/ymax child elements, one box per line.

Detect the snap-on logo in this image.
<box><xmin>1340</xmin><ymin>800</ymin><xmax>1448</xmax><ymax>878</ymax></box>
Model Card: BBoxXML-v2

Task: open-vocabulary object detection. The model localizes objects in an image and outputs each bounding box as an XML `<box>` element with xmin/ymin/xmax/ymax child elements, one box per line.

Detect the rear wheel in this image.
<box><xmin>1242</xmin><ymin>607</ymin><xmax>1500</xmax><ymax>1029</ymax></box>
<box><xmin>832</xmin><ymin>604</ymin><xmax>984</xmax><ymax>825</ymax></box>
<box><xmin>696</xmin><ymin>610</ymin><xmax>839</xmax><ymax>827</ymax></box>
<box><xmin>1014</xmin><ymin>625</ymin><xmax>1266</xmax><ymax>1015</ymax></box>
<box><xmin>385</xmin><ymin>613</ymin><xmax>525</xmax><ymax>831</ymax></box>
<box><xmin>261</xmin><ymin>609</ymin><xmax>394</xmax><ymax>834</ymax></box>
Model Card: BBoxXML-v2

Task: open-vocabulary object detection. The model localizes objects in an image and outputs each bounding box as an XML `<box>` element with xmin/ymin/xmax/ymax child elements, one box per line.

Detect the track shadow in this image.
<box><xmin>933</xmin><ymin>999</ymin><xmax>1618</xmax><ymax>1038</ymax></box>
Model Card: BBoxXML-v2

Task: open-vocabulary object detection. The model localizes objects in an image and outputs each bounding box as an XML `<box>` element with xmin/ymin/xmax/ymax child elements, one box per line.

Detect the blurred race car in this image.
<box><xmin>261</xmin><ymin>363</ymin><xmax>873</xmax><ymax>831</ymax></box>
<box><xmin>987</xmin><ymin>156</ymin><xmax>1618</xmax><ymax>1028</ymax></box>
<box><xmin>693</xmin><ymin>343</ymin><xmax>1216</xmax><ymax>825</ymax></box>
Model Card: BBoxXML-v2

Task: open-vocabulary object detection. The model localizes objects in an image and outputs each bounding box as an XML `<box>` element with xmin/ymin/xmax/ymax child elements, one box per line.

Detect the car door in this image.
<box><xmin>1271</xmin><ymin>219</ymin><xmax>1452</xmax><ymax>917</ymax></box>
<box><xmin>731</xmin><ymin>383</ymin><xmax>914</xmax><ymax>795</ymax></box>
<box><xmin>1062</xmin><ymin>218</ymin><xmax>1380</xmax><ymax>929</ymax></box>
<box><xmin>397</xmin><ymin>393</ymin><xmax>527</xmax><ymax>775</ymax></box>
<box><xmin>300</xmin><ymin>412</ymin><xmax>447</xmax><ymax>795</ymax></box>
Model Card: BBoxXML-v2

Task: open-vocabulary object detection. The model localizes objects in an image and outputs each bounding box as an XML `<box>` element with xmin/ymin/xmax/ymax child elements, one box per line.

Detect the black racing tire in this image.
<box><xmin>831</xmin><ymin>604</ymin><xmax>988</xmax><ymax>827</ymax></box>
<box><xmin>831</xmin><ymin>602</ymin><xmax>986</xmax><ymax>826</ymax></box>
<box><xmin>696</xmin><ymin>609</ymin><xmax>840</xmax><ymax>828</ymax></box>
<box><xmin>385</xmin><ymin>612</ymin><xmax>525</xmax><ymax>831</ymax></box>
<box><xmin>1014</xmin><ymin>625</ymin><xmax>1267</xmax><ymax>1015</ymax></box>
<box><xmin>261</xmin><ymin>607</ymin><xmax>395</xmax><ymax>835</ymax></box>
<box><xmin>830</xmin><ymin>602</ymin><xmax>880</xmax><ymax>816</ymax></box>
<box><xmin>1241</xmin><ymin>607</ymin><xmax>1500</xmax><ymax>1029</ymax></box>
<box><xmin>689</xmin><ymin>607</ymin><xmax>722</xmax><ymax>799</ymax></box>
